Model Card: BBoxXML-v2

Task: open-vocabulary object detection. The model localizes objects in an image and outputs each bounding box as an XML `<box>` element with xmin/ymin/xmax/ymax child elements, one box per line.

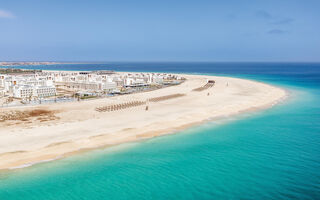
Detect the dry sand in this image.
<box><xmin>0</xmin><ymin>74</ymin><xmax>287</xmax><ymax>170</ymax></box>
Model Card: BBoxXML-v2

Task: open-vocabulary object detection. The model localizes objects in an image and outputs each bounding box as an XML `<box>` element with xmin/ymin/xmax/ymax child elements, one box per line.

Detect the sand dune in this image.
<box><xmin>0</xmin><ymin>74</ymin><xmax>287</xmax><ymax>170</ymax></box>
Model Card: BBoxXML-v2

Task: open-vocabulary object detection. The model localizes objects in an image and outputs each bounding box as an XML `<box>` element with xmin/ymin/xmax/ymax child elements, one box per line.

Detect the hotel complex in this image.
<box><xmin>0</xmin><ymin>70</ymin><xmax>183</xmax><ymax>104</ymax></box>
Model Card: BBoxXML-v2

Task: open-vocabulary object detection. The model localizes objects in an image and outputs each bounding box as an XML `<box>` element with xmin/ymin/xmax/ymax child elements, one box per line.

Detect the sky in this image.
<box><xmin>0</xmin><ymin>0</ymin><xmax>319</xmax><ymax>62</ymax></box>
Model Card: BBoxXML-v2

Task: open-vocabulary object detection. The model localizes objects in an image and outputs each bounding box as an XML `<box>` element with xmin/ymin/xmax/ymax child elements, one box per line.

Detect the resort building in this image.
<box><xmin>0</xmin><ymin>71</ymin><xmax>184</xmax><ymax>101</ymax></box>
<box><xmin>12</xmin><ymin>85</ymin><xmax>56</xmax><ymax>99</ymax></box>
<box><xmin>34</xmin><ymin>86</ymin><xmax>56</xmax><ymax>98</ymax></box>
<box><xmin>102</xmin><ymin>82</ymin><xmax>117</xmax><ymax>90</ymax></box>
<box><xmin>13</xmin><ymin>85</ymin><xmax>34</xmax><ymax>99</ymax></box>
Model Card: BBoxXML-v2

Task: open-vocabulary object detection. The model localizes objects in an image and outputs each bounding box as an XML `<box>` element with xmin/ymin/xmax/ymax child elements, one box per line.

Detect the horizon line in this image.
<box><xmin>1</xmin><ymin>61</ymin><xmax>320</xmax><ymax>64</ymax></box>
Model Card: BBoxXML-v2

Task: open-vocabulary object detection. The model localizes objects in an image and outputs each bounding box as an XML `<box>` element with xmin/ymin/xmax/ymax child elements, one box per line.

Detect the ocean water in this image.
<box><xmin>0</xmin><ymin>62</ymin><xmax>320</xmax><ymax>200</ymax></box>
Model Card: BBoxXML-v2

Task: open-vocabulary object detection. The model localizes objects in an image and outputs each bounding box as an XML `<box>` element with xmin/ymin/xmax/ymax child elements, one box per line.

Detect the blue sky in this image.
<box><xmin>0</xmin><ymin>0</ymin><xmax>319</xmax><ymax>62</ymax></box>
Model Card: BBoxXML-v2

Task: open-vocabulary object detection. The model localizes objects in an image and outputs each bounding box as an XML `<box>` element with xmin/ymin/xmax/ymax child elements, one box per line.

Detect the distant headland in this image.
<box><xmin>0</xmin><ymin>62</ymin><xmax>71</xmax><ymax>66</ymax></box>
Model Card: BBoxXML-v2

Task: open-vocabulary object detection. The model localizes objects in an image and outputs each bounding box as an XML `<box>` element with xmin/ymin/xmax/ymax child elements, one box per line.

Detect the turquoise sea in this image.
<box><xmin>0</xmin><ymin>62</ymin><xmax>319</xmax><ymax>199</ymax></box>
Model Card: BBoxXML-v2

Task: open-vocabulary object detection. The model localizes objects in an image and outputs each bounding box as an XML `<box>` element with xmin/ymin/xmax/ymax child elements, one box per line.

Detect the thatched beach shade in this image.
<box><xmin>148</xmin><ymin>93</ymin><xmax>185</xmax><ymax>102</ymax></box>
<box><xmin>95</xmin><ymin>99</ymin><xmax>150</xmax><ymax>113</ymax></box>
<box><xmin>192</xmin><ymin>81</ymin><xmax>215</xmax><ymax>92</ymax></box>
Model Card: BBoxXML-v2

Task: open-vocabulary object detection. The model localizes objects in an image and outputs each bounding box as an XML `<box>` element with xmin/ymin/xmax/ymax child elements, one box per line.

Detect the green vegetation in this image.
<box><xmin>0</xmin><ymin>68</ymin><xmax>42</xmax><ymax>74</ymax></box>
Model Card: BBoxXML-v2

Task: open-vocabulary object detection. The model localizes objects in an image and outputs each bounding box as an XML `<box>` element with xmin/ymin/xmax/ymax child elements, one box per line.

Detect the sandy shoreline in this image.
<box><xmin>0</xmin><ymin>74</ymin><xmax>287</xmax><ymax>170</ymax></box>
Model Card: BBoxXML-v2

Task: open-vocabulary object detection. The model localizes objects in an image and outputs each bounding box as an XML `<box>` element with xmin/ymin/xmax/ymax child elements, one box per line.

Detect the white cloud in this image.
<box><xmin>0</xmin><ymin>9</ymin><xmax>15</xmax><ymax>18</ymax></box>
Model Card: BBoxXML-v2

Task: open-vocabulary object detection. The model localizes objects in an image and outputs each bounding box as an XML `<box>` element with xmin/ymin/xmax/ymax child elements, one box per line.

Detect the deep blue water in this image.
<box><xmin>0</xmin><ymin>62</ymin><xmax>319</xmax><ymax>199</ymax></box>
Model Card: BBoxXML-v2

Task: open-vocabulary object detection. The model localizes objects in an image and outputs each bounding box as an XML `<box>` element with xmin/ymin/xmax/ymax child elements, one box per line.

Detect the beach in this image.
<box><xmin>0</xmin><ymin>74</ymin><xmax>287</xmax><ymax>170</ymax></box>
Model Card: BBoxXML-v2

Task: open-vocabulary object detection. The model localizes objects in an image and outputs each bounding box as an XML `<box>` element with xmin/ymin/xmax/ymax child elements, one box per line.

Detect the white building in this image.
<box><xmin>125</xmin><ymin>77</ymin><xmax>135</xmax><ymax>86</ymax></box>
<box><xmin>13</xmin><ymin>85</ymin><xmax>34</xmax><ymax>99</ymax></box>
<box><xmin>153</xmin><ymin>77</ymin><xmax>164</xmax><ymax>84</ymax></box>
<box><xmin>34</xmin><ymin>86</ymin><xmax>56</xmax><ymax>98</ymax></box>
<box><xmin>1</xmin><ymin>71</ymin><xmax>180</xmax><ymax>99</ymax></box>
<box><xmin>102</xmin><ymin>82</ymin><xmax>117</xmax><ymax>90</ymax></box>
<box><xmin>13</xmin><ymin>85</ymin><xmax>56</xmax><ymax>99</ymax></box>
<box><xmin>0</xmin><ymin>74</ymin><xmax>7</xmax><ymax>87</ymax></box>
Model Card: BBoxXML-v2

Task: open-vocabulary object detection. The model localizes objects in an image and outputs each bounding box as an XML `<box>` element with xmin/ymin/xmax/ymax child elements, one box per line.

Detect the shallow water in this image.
<box><xmin>0</xmin><ymin>62</ymin><xmax>319</xmax><ymax>199</ymax></box>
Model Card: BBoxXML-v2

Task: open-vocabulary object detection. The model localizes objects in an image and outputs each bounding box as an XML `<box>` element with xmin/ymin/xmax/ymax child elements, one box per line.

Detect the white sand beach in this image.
<box><xmin>0</xmin><ymin>74</ymin><xmax>287</xmax><ymax>170</ymax></box>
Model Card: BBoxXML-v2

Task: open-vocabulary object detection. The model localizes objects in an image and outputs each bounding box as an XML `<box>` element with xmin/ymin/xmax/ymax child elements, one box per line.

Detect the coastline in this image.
<box><xmin>0</xmin><ymin>74</ymin><xmax>287</xmax><ymax>170</ymax></box>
